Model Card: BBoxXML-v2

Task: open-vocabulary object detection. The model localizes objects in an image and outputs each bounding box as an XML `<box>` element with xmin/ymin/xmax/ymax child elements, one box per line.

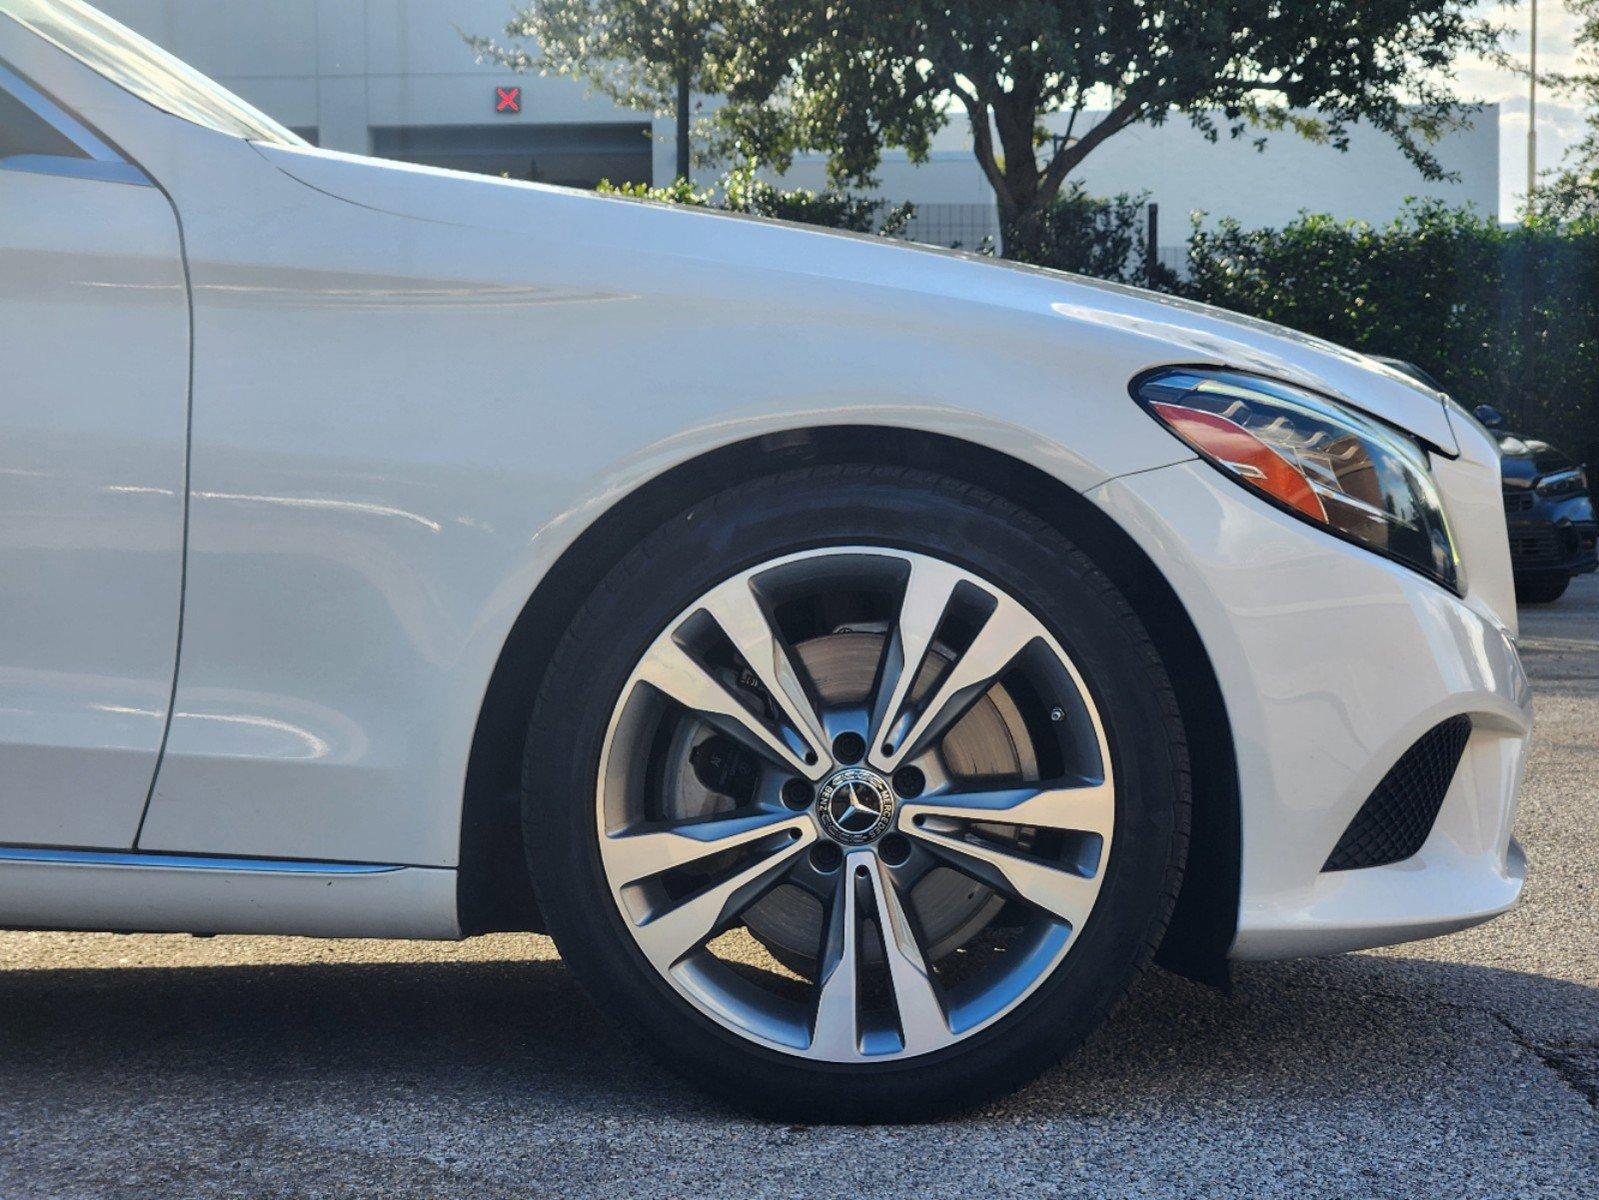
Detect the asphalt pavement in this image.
<box><xmin>1</xmin><ymin>578</ymin><xmax>1595</xmax><ymax>1198</ymax></box>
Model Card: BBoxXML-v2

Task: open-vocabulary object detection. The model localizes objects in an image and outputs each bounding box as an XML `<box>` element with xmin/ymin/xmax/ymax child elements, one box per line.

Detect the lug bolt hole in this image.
<box><xmin>892</xmin><ymin>766</ymin><xmax>925</xmax><ymax>798</ymax></box>
<box><xmin>879</xmin><ymin>834</ymin><xmax>911</xmax><ymax>867</ymax></box>
<box><xmin>831</xmin><ymin>732</ymin><xmax>865</xmax><ymax>765</ymax></box>
<box><xmin>809</xmin><ymin>843</ymin><xmax>843</xmax><ymax>873</ymax></box>
<box><xmin>781</xmin><ymin>778</ymin><xmax>814</xmax><ymax>811</ymax></box>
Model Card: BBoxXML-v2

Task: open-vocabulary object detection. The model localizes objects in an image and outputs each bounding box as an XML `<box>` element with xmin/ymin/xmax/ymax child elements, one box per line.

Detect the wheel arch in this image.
<box><xmin>456</xmin><ymin>425</ymin><xmax>1240</xmax><ymax>981</ymax></box>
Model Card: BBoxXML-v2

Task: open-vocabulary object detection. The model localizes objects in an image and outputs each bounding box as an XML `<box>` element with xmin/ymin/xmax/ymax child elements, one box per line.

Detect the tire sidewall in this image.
<box><xmin>524</xmin><ymin>468</ymin><xmax>1187</xmax><ymax>1118</ymax></box>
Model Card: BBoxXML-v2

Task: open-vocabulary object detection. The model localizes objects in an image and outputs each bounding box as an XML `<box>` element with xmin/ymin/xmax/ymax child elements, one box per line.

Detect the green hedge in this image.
<box><xmin>1170</xmin><ymin>203</ymin><xmax>1599</xmax><ymax>463</ymax></box>
<box><xmin>595</xmin><ymin>173</ymin><xmax>915</xmax><ymax>237</ymax></box>
<box><xmin>1001</xmin><ymin>183</ymin><xmax>1154</xmax><ymax>283</ymax></box>
<box><xmin>985</xmin><ymin>192</ymin><xmax>1599</xmax><ymax>462</ymax></box>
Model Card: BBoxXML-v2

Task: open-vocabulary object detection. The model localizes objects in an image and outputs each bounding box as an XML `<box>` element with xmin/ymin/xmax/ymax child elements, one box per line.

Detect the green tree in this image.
<box><xmin>1010</xmin><ymin>184</ymin><xmax>1158</xmax><ymax>280</ymax></box>
<box><xmin>596</xmin><ymin>168</ymin><xmax>917</xmax><ymax>235</ymax></box>
<box><xmin>716</xmin><ymin>1</ymin><xmax>1503</xmax><ymax>256</ymax></box>
<box><xmin>1529</xmin><ymin>0</ymin><xmax>1599</xmax><ymax>221</ymax></box>
<box><xmin>465</xmin><ymin>0</ymin><xmax>736</xmax><ymax>182</ymax></box>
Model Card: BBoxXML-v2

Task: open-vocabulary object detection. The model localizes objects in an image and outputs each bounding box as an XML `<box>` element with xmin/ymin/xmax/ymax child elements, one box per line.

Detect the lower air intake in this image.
<box><xmin>1323</xmin><ymin>715</ymin><xmax>1473</xmax><ymax>872</ymax></box>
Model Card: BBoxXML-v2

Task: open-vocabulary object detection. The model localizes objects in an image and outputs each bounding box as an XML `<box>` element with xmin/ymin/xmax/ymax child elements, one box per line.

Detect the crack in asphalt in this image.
<box><xmin>1496</xmin><ymin>1020</ymin><xmax>1599</xmax><ymax>1110</ymax></box>
<box><xmin>1282</xmin><ymin>975</ymin><xmax>1599</xmax><ymax>1116</ymax></box>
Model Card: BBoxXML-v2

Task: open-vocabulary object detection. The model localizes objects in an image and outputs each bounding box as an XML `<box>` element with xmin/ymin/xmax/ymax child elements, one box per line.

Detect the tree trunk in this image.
<box><xmin>971</xmin><ymin>91</ymin><xmax>1149</xmax><ymax>260</ymax></box>
<box><xmin>976</xmin><ymin>129</ymin><xmax>1065</xmax><ymax>260</ymax></box>
<box><xmin>998</xmin><ymin>170</ymin><xmax>1052</xmax><ymax>262</ymax></box>
<box><xmin>674</xmin><ymin>68</ymin><xmax>691</xmax><ymax>183</ymax></box>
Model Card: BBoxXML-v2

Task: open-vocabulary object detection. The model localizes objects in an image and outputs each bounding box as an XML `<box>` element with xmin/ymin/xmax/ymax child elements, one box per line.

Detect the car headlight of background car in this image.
<box><xmin>1132</xmin><ymin>367</ymin><xmax>1460</xmax><ymax>592</ymax></box>
<box><xmin>1536</xmin><ymin>466</ymin><xmax>1589</xmax><ymax>498</ymax></box>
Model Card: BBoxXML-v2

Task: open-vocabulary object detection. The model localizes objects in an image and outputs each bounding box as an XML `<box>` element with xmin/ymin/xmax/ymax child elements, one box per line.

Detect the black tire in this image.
<box><xmin>522</xmin><ymin>465</ymin><xmax>1190</xmax><ymax>1121</ymax></box>
<box><xmin>1517</xmin><ymin>574</ymin><xmax>1570</xmax><ymax>605</ymax></box>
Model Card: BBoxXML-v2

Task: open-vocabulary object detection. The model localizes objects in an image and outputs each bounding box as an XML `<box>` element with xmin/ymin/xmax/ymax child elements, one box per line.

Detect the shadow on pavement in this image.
<box><xmin>0</xmin><ymin>951</ymin><xmax>1592</xmax><ymax>1121</ymax></box>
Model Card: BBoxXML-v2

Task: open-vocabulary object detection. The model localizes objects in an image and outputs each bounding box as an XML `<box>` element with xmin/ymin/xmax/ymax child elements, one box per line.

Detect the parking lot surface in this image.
<box><xmin>1</xmin><ymin>579</ymin><xmax>1595</xmax><ymax>1198</ymax></box>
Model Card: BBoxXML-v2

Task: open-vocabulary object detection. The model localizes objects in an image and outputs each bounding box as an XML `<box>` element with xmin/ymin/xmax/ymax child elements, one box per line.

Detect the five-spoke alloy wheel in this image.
<box><xmin>524</xmin><ymin>467</ymin><xmax>1188</xmax><ymax>1121</ymax></box>
<box><xmin>596</xmin><ymin>546</ymin><xmax>1116</xmax><ymax>1063</ymax></box>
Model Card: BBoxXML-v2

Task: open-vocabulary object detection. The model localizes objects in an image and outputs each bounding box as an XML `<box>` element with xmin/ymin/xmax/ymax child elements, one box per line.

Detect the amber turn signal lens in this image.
<box><xmin>1150</xmin><ymin>401</ymin><xmax>1328</xmax><ymax>522</ymax></box>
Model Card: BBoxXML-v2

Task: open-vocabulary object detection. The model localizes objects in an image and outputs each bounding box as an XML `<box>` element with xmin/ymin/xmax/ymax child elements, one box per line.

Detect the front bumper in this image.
<box><xmin>1091</xmin><ymin>460</ymin><xmax>1531</xmax><ymax>960</ymax></box>
<box><xmin>1504</xmin><ymin>486</ymin><xmax>1598</xmax><ymax>578</ymax></box>
<box><xmin>1507</xmin><ymin>514</ymin><xmax>1599</xmax><ymax>578</ymax></box>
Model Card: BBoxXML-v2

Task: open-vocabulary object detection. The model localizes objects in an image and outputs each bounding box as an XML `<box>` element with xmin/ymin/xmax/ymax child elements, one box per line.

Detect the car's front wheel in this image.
<box><xmin>523</xmin><ymin>466</ymin><xmax>1189</xmax><ymax>1121</ymax></box>
<box><xmin>1517</xmin><ymin>574</ymin><xmax>1570</xmax><ymax>605</ymax></box>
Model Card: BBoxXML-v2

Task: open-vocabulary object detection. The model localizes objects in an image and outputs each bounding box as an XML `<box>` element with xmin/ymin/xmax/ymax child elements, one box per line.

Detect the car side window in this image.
<box><xmin>0</xmin><ymin>79</ymin><xmax>83</xmax><ymax>161</ymax></box>
<box><xmin>0</xmin><ymin>62</ymin><xmax>147</xmax><ymax>185</ymax></box>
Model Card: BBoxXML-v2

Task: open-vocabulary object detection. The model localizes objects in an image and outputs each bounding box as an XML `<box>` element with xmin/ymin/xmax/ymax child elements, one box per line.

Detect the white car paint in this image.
<box><xmin>0</xmin><ymin>7</ymin><xmax>1528</xmax><ymax>954</ymax></box>
<box><xmin>1094</xmin><ymin>458</ymin><xmax>1527</xmax><ymax>957</ymax></box>
<box><xmin>0</xmin><ymin>89</ymin><xmax>188</xmax><ymax>848</ymax></box>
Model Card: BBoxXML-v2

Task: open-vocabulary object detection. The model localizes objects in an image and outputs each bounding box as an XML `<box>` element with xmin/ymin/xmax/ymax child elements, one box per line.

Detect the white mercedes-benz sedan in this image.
<box><xmin>0</xmin><ymin>0</ymin><xmax>1530</xmax><ymax>1121</ymax></box>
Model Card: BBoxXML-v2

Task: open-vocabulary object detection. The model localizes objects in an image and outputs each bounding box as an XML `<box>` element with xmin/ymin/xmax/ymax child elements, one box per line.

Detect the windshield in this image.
<box><xmin>1</xmin><ymin>0</ymin><xmax>303</xmax><ymax>145</ymax></box>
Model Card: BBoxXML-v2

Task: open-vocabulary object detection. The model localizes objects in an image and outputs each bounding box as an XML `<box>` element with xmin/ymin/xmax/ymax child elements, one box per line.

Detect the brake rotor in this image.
<box><xmin>662</xmin><ymin>630</ymin><xmax>1037</xmax><ymax>971</ymax></box>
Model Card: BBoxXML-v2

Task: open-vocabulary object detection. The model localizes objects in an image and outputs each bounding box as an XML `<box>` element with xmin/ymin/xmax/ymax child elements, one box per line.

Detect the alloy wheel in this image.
<box><xmin>594</xmin><ymin>547</ymin><xmax>1115</xmax><ymax>1063</ymax></box>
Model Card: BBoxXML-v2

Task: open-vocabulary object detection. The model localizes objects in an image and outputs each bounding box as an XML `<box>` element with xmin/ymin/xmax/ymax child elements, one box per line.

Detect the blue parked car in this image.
<box><xmin>1486</xmin><ymin>415</ymin><xmax>1597</xmax><ymax>604</ymax></box>
<box><xmin>1373</xmin><ymin>358</ymin><xmax>1597</xmax><ymax>604</ymax></box>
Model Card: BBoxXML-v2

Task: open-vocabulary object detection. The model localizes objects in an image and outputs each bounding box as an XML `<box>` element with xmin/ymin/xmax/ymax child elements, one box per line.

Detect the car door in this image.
<box><xmin>0</xmin><ymin>61</ymin><xmax>188</xmax><ymax>848</ymax></box>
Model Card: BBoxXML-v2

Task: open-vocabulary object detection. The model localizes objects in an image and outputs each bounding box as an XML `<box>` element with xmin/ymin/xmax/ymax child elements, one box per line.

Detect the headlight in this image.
<box><xmin>1537</xmin><ymin>467</ymin><xmax>1588</xmax><ymax>498</ymax></box>
<box><xmin>1132</xmin><ymin>367</ymin><xmax>1460</xmax><ymax>592</ymax></box>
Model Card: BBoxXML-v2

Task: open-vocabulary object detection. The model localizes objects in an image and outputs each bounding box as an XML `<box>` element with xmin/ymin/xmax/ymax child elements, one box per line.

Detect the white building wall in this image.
<box><xmin>89</xmin><ymin>0</ymin><xmax>1499</xmax><ymax>234</ymax></box>
<box><xmin>91</xmin><ymin>0</ymin><xmax>682</xmax><ymax>183</ymax></box>
<box><xmin>776</xmin><ymin>107</ymin><xmax>1500</xmax><ymax>230</ymax></box>
<box><xmin>1064</xmin><ymin>108</ymin><xmax>1500</xmax><ymax>228</ymax></box>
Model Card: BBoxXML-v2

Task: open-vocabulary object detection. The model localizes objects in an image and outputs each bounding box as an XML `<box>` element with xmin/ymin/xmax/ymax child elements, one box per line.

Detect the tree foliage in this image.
<box><xmin>595</xmin><ymin>170</ymin><xmax>915</xmax><ymax>235</ymax></box>
<box><xmin>469</xmin><ymin>3</ymin><xmax>1502</xmax><ymax>253</ymax></box>
<box><xmin>465</xmin><ymin>0</ymin><xmax>738</xmax><ymax>179</ymax></box>
<box><xmin>713</xmin><ymin>0</ymin><xmax>1502</xmax><ymax>253</ymax></box>
<box><xmin>1004</xmin><ymin>184</ymin><xmax>1157</xmax><ymax>283</ymax></box>
<box><xmin>1528</xmin><ymin>0</ymin><xmax>1599</xmax><ymax>222</ymax></box>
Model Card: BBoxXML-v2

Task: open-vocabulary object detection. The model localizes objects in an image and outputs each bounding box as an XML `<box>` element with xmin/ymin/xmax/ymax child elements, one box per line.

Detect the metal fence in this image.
<box><xmin>898</xmin><ymin>203</ymin><xmax>1000</xmax><ymax>252</ymax></box>
<box><xmin>1155</xmin><ymin>245</ymin><xmax>1188</xmax><ymax>278</ymax></box>
<box><xmin>894</xmin><ymin>201</ymin><xmax>1194</xmax><ymax>284</ymax></box>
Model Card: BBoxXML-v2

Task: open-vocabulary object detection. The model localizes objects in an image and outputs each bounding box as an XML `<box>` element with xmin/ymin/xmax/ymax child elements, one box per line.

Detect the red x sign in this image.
<box><xmin>495</xmin><ymin>86</ymin><xmax>521</xmax><ymax>114</ymax></box>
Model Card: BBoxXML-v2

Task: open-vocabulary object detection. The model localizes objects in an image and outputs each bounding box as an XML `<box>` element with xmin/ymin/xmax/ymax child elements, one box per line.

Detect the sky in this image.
<box><xmin>1462</xmin><ymin>1</ymin><xmax>1592</xmax><ymax>215</ymax></box>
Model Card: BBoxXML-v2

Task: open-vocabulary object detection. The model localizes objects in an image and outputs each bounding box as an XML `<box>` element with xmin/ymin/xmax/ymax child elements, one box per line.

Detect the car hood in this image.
<box><xmin>256</xmin><ymin>144</ymin><xmax>1460</xmax><ymax>453</ymax></box>
<box><xmin>1497</xmin><ymin>433</ymin><xmax>1574</xmax><ymax>485</ymax></box>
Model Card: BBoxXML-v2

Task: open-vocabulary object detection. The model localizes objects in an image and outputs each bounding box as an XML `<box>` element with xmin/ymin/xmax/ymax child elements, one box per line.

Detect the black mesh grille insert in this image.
<box><xmin>1502</xmin><ymin>489</ymin><xmax>1535</xmax><ymax>514</ymax></box>
<box><xmin>1323</xmin><ymin>715</ymin><xmax>1472</xmax><ymax>872</ymax></box>
<box><xmin>1509</xmin><ymin>528</ymin><xmax>1564</xmax><ymax>565</ymax></box>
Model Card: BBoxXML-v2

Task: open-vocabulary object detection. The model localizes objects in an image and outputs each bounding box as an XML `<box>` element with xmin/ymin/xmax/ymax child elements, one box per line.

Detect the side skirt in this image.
<box><xmin>0</xmin><ymin>846</ymin><xmax>460</xmax><ymax>939</ymax></box>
